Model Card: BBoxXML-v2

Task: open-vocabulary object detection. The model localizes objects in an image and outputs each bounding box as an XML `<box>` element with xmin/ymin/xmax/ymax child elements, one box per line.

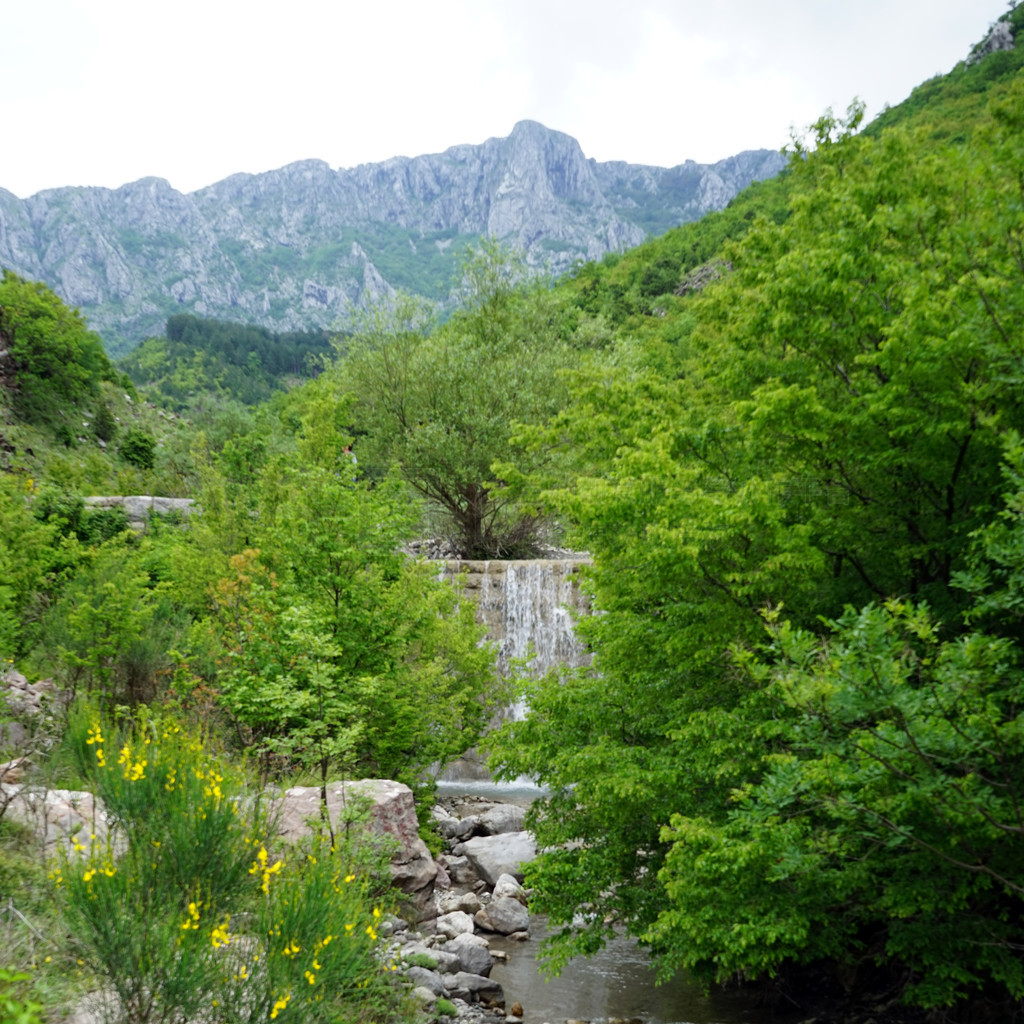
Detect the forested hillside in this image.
<box><xmin>487</xmin><ymin>6</ymin><xmax>1024</xmax><ymax>1019</ymax></box>
<box><xmin>1</xmin><ymin>6</ymin><xmax>1023</xmax><ymax>1021</ymax></box>
<box><xmin>119</xmin><ymin>314</ymin><xmax>332</xmax><ymax>409</ymax></box>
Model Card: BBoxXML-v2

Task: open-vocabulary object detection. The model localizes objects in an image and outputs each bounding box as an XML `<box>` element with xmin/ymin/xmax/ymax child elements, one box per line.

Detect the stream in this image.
<box><xmin>489</xmin><ymin>917</ymin><xmax>768</xmax><ymax>1024</ymax></box>
<box><xmin>434</xmin><ymin>782</ymin><xmax>792</xmax><ymax>1024</ymax></box>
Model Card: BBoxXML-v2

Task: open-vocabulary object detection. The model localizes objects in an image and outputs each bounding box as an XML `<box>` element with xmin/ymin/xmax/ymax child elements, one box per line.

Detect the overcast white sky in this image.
<box><xmin>0</xmin><ymin>0</ymin><xmax>1009</xmax><ymax>198</ymax></box>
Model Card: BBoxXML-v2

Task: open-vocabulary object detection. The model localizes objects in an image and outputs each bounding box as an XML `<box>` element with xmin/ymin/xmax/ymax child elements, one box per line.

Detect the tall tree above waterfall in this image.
<box><xmin>337</xmin><ymin>241</ymin><xmax>586</xmax><ymax>558</ymax></box>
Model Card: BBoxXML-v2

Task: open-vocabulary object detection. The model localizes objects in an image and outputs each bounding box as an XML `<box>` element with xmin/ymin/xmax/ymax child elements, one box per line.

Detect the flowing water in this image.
<box><xmin>489</xmin><ymin>918</ymin><xmax>770</xmax><ymax>1024</ymax></box>
<box><xmin>436</xmin><ymin>781</ymin><xmax>782</xmax><ymax>1024</ymax></box>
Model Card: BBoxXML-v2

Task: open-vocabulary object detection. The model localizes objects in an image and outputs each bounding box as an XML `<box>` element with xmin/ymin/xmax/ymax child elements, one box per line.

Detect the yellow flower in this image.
<box><xmin>86</xmin><ymin>725</ymin><xmax>104</xmax><ymax>746</ymax></box>
<box><xmin>181</xmin><ymin>900</ymin><xmax>202</xmax><ymax>931</ymax></box>
<box><xmin>249</xmin><ymin>845</ymin><xmax>283</xmax><ymax>894</ymax></box>
<box><xmin>210</xmin><ymin>921</ymin><xmax>232</xmax><ymax>948</ymax></box>
<box><xmin>270</xmin><ymin>991</ymin><xmax>291</xmax><ymax>1019</ymax></box>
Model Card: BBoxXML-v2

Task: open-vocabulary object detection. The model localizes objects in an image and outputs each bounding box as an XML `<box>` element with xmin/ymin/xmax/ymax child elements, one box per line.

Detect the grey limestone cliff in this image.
<box><xmin>0</xmin><ymin>121</ymin><xmax>785</xmax><ymax>351</ymax></box>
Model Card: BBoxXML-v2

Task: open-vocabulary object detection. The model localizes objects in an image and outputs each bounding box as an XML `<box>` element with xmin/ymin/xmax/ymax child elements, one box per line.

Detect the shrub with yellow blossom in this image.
<box><xmin>57</xmin><ymin>707</ymin><xmax>407</xmax><ymax>1023</ymax></box>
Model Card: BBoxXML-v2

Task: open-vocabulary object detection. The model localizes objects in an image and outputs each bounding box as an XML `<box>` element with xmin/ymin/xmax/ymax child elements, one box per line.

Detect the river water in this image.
<box><xmin>489</xmin><ymin>917</ymin><xmax>770</xmax><ymax>1024</ymax></box>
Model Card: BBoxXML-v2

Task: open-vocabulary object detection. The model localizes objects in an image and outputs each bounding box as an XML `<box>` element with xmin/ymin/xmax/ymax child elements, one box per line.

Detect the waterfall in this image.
<box><xmin>446</xmin><ymin>558</ymin><xmax>590</xmax><ymax>683</ymax></box>
<box><xmin>438</xmin><ymin>558</ymin><xmax>590</xmax><ymax>784</ymax></box>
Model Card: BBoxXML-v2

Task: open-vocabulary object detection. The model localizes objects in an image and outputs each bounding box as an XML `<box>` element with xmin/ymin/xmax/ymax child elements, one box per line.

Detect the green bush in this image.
<box><xmin>0</xmin><ymin>968</ymin><xmax>44</xmax><ymax>1024</ymax></box>
<box><xmin>119</xmin><ymin>429</ymin><xmax>156</xmax><ymax>470</ymax></box>
<box><xmin>434</xmin><ymin>997</ymin><xmax>458</xmax><ymax>1018</ymax></box>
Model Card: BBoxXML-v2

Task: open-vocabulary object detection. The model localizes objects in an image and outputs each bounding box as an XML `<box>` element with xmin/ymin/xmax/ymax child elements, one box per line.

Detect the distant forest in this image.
<box><xmin>117</xmin><ymin>314</ymin><xmax>333</xmax><ymax>408</ymax></box>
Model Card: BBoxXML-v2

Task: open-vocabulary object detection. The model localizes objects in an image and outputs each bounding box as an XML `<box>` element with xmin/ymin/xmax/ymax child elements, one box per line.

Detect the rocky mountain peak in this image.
<box><xmin>0</xmin><ymin>123</ymin><xmax>786</xmax><ymax>350</ymax></box>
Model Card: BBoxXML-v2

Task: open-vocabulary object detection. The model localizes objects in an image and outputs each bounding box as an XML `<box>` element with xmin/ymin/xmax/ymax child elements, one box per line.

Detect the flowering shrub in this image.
<box><xmin>57</xmin><ymin>709</ymin><xmax>405</xmax><ymax>1023</ymax></box>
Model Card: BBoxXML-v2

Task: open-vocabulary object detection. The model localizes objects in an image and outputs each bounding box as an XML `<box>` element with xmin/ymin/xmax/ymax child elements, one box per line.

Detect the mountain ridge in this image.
<box><xmin>0</xmin><ymin>121</ymin><xmax>785</xmax><ymax>352</ymax></box>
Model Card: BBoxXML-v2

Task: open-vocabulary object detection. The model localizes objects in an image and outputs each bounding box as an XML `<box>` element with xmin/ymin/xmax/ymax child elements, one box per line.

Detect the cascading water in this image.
<box><xmin>438</xmin><ymin>558</ymin><xmax>590</xmax><ymax>783</ymax></box>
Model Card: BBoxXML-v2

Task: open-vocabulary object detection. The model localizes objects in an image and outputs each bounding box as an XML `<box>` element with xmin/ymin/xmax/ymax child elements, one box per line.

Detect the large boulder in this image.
<box><xmin>442</xmin><ymin>934</ymin><xmax>494</xmax><ymax>976</ymax></box>
<box><xmin>457</xmin><ymin>831</ymin><xmax>537</xmax><ymax>885</ymax></box>
<box><xmin>271</xmin><ymin>780</ymin><xmax>438</xmax><ymax>921</ymax></box>
<box><xmin>406</xmin><ymin>966</ymin><xmax>446</xmax><ymax>997</ymax></box>
<box><xmin>435</xmin><ymin>910</ymin><xmax>475</xmax><ymax>939</ymax></box>
<box><xmin>437</xmin><ymin>890</ymin><xmax>483</xmax><ymax>915</ymax></box>
<box><xmin>477</xmin><ymin>802</ymin><xmax>526</xmax><ymax>835</ymax></box>
<box><xmin>0</xmin><ymin>785</ymin><xmax>121</xmax><ymax>859</ymax></box>
<box><xmin>444</xmin><ymin>971</ymin><xmax>504</xmax><ymax>1006</ymax></box>
<box><xmin>492</xmin><ymin>873</ymin><xmax>528</xmax><ymax>905</ymax></box>
<box><xmin>476</xmin><ymin>895</ymin><xmax>529</xmax><ymax>936</ymax></box>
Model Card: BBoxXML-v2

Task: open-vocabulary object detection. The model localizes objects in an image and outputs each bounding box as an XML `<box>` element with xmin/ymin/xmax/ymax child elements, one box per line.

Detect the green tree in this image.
<box><xmin>0</xmin><ymin>271</ymin><xmax>111</xmax><ymax>422</ymax></box>
<box><xmin>490</xmin><ymin>82</ymin><xmax>1024</xmax><ymax>1011</ymax></box>
<box><xmin>0</xmin><ymin>475</ymin><xmax>72</xmax><ymax>660</ymax></box>
<box><xmin>49</xmin><ymin>539</ymin><xmax>172</xmax><ymax>712</ymax></box>
<box><xmin>181</xmin><ymin>444</ymin><xmax>499</xmax><ymax>805</ymax></box>
<box><xmin>120</xmin><ymin>428</ymin><xmax>156</xmax><ymax>469</ymax></box>
<box><xmin>340</xmin><ymin>242</ymin><xmax>576</xmax><ymax>556</ymax></box>
<box><xmin>92</xmin><ymin>401</ymin><xmax>118</xmax><ymax>443</ymax></box>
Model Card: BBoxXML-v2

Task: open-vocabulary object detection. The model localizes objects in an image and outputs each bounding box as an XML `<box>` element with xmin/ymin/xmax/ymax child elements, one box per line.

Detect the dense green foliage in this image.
<box><xmin>118</xmin><ymin>314</ymin><xmax>332</xmax><ymax>408</ymax></box>
<box><xmin>2</xmin><ymin>12</ymin><xmax>1023</xmax><ymax>1021</ymax></box>
<box><xmin>178</xmin><ymin>457</ymin><xmax>498</xmax><ymax>796</ymax></box>
<box><xmin>0</xmin><ymin>271</ymin><xmax>113</xmax><ymax>423</ymax></box>
<box><xmin>489</xmin><ymin>40</ymin><xmax>1024</xmax><ymax>1018</ymax></box>
<box><xmin>337</xmin><ymin>243</ymin><xmax>586</xmax><ymax>556</ymax></box>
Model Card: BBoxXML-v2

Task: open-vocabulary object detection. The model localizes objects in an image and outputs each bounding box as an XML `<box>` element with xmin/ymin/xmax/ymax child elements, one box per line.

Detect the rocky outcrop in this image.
<box><xmin>83</xmin><ymin>495</ymin><xmax>194</xmax><ymax>529</ymax></box>
<box><xmin>0</xmin><ymin>123</ymin><xmax>785</xmax><ymax>349</ymax></box>
<box><xmin>969</xmin><ymin>18</ymin><xmax>1015</xmax><ymax>62</ymax></box>
<box><xmin>272</xmin><ymin>779</ymin><xmax>440</xmax><ymax>922</ymax></box>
